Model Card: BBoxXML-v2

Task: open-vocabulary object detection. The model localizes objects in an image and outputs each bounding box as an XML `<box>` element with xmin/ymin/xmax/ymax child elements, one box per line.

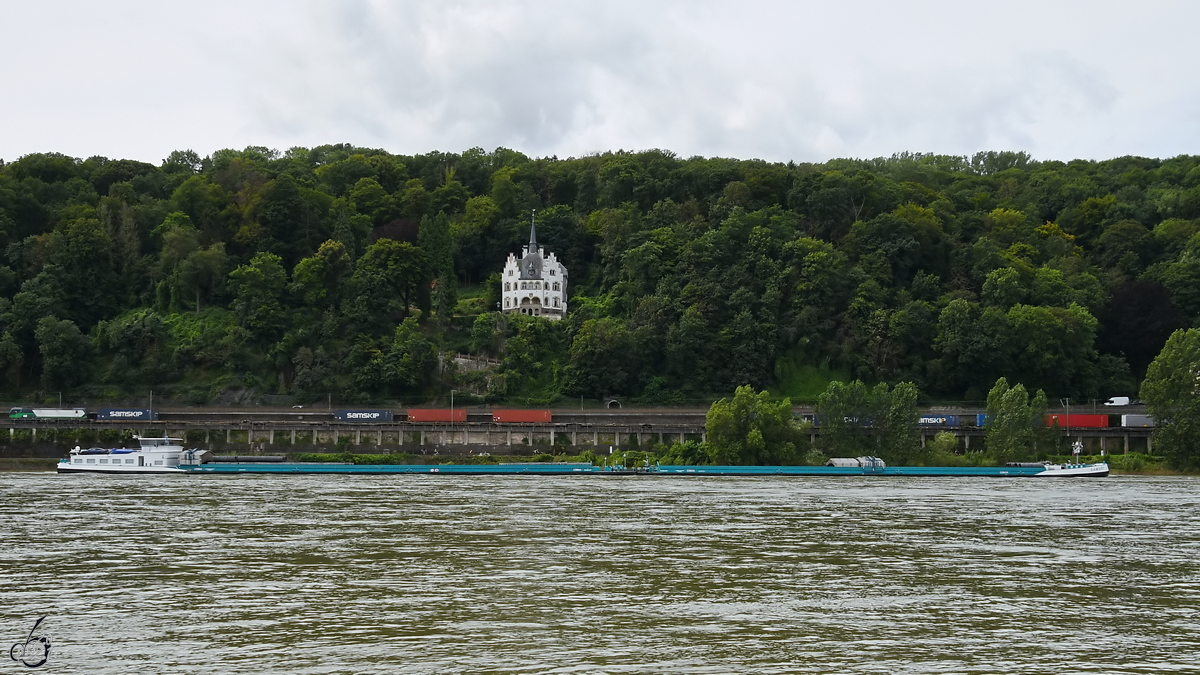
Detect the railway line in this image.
<box><xmin>3</xmin><ymin>405</ymin><xmax>1155</xmax><ymax>454</ymax></box>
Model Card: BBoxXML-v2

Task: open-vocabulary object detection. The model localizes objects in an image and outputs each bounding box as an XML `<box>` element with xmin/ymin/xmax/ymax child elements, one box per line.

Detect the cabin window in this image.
<box><xmin>99</xmin><ymin>458</ymin><xmax>109</xmax><ymax>464</ymax></box>
<box><xmin>74</xmin><ymin>458</ymin><xmax>82</xmax><ymax>464</ymax></box>
<box><xmin>126</xmin><ymin>459</ymin><xmax>135</xmax><ymax>464</ymax></box>
<box><xmin>86</xmin><ymin>458</ymin><xmax>96</xmax><ymax>464</ymax></box>
<box><xmin>154</xmin><ymin>460</ymin><xmax>163</xmax><ymax>466</ymax></box>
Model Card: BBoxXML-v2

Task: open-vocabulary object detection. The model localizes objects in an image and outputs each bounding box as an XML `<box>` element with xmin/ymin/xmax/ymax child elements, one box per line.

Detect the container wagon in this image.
<box><xmin>1121</xmin><ymin>414</ymin><xmax>1155</xmax><ymax>427</ymax></box>
<box><xmin>95</xmin><ymin>408</ymin><xmax>159</xmax><ymax>421</ymax></box>
<box><xmin>1045</xmin><ymin>414</ymin><xmax>1108</xmax><ymax>428</ymax></box>
<box><xmin>406</xmin><ymin>409</ymin><xmax>466</xmax><ymax>423</ymax></box>
<box><xmin>919</xmin><ymin>415</ymin><xmax>960</xmax><ymax>427</ymax></box>
<box><xmin>492</xmin><ymin>410</ymin><xmax>553</xmax><ymax>423</ymax></box>
<box><xmin>333</xmin><ymin>410</ymin><xmax>394</xmax><ymax>423</ymax></box>
<box><xmin>811</xmin><ymin>416</ymin><xmax>873</xmax><ymax>428</ymax></box>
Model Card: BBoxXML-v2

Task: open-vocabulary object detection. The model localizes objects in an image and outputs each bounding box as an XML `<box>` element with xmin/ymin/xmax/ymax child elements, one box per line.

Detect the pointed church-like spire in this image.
<box><xmin>529</xmin><ymin>209</ymin><xmax>538</xmax><ymax>249</ymax></box>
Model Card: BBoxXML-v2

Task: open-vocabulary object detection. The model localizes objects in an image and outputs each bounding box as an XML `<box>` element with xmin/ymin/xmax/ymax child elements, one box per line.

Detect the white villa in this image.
<box><xmin>501</xmin><ymin>216</ymin><xmax>567</xmax><ymax>319</ymax></box>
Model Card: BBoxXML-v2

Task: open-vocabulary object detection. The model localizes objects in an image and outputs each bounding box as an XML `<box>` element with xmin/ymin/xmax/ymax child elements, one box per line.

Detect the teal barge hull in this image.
<box><xmin>654</xmin><ymin>465</ymin><xmax>1047</xmax><ymax>477</ymax></box>
<box><xmin>184</xmin><ymin>462</ymin><xmax>606</xmax><ymax>475</ymax></box>
<box><xmin>181</xmin><ymin>463</ymin><xmax>1050</xmax><ymax>477</ymax></box>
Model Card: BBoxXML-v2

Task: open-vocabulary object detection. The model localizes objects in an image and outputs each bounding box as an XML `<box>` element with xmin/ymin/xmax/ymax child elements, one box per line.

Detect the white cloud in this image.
<box><xmin>1</xmin><ymin>0</ymin><xmax>1197</xmax><ymax>164</ymax></box>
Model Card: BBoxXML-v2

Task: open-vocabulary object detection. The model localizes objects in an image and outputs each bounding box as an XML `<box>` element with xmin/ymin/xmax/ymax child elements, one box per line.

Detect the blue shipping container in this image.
<box><xmin>919</xmin><ymin>415</ymin><xmax>960</xmax><ymax>426</ymax></box>
<box><xmin>976</xmin><ymin>413</ymin><xmax>990</xmax><ymax>427</ymax></box>
<box><xmin>333</xmin><ymin>410</ymin><xmax>394</xmax><ymax>422</ymax></box>
<box><xmin>812</xmin><ymin>416</ymin><xmax>874</xmax><ymax>428</ymax></box>
<box><xmin>96</xmin><ymin>408</ymin><xmax>158</xmax><ymax>421</ymax></box>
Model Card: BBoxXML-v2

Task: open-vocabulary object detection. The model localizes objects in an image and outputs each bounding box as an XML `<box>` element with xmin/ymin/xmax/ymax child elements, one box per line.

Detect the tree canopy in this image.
<box><xmin>705</xmin><ymin>385</ymin><xmax>804</xmax><ymax>465</ymax></box>
<box><xmin>0</xmin><ymin>146</ymin><xmax>1193</xmax><ymax>404</ymax></box>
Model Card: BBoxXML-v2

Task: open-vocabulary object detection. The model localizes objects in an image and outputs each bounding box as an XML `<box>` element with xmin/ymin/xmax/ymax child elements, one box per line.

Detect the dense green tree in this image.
<box><xmin>177</xmin><ymin>244</ymin><xmax>228</xmax><ymax>311</ymax></box>
<box><xmin>564</xmin><ymin>317</ymin><xmax>637</xmax><ymax>397</ymax></box>
<box><xmin>431</xmin><ymin>177</ymin><xmax>469</xmax><ymax>215</ymax></box>
<box><xmin>397</xmin><ymin>178</ymin><xmax>431</xmax><ymax>219</ymax></box>
<box><xmin>1005</xmin><ymin>303</ymin><xmax>1098</xmax><ymax>394</ymax></box>
<box><xmin>347</xmin><ymin>239</ymin><xmax>429</xmax><ymax>330</ymax></box>
<box><xmin>815</xmin><ymin>380</ymin><xmax>921</xmax><ymax>465</ymax></box>
<box><xmin>0</xmin><ymin>331</ymin><xmax>24</xmax><ymax>387</ymax></box>
<box><xmin>353</xmin><ymin>318</ymin><xmax>437</xmax><ymax>395</ymax></box>
<box><xmin>349</xmin><ymin>177</ymin><xmax>396</xmax><ymax>226</ymax></box>
<box><xmin>35</xmin><ymin>316</ymin><xmax>89</xmax><ymax>387</ymax></box>
<box><xmin>291</xmin><ymin>240</ymin><xmax>350</xmax><ymax>308</ymax></box>
<box><xmin>705</xmin><ymin>385</ymin><xmax>803</xmax><ymax>465</ymax></box>
<box><xmin>169</xmin><ymin>175</ymin><xmax>229</xmax><ymax>244</ymax></box>
<box><xmin>469</xmin><ymin>312</ymin><xmax>505</xmax><ymax>357</ymax></box>
<box><xmin>228</xmin><ymin>252</ymin><xmax>287</xmax><ymax>337</ymax></box>
<box><xmin>1141</xmin><ymin>329</ymin><xmax>1200</xmax><ymax>470</ymax></box>
<box><xmin>94</xmin><ymin>309</ymin><xmax>166</xmax><ymax>368</ymax></box>
<box><xmin>418</xmin><ymin>212</ymin><xmax>456</xmax><ymax>322</ymax></box>
<box><xmin>983</xmin><ymin>377</ymin><xmax>1052</xmax><ymax>462</ymax></box>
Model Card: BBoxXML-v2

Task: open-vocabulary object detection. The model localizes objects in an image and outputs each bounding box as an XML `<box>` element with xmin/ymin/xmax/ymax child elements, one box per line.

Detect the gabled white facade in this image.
<box><xmin>501</xmin><ymin>221</ymin><xmax>568</xmax><ymax>319</ymax></box>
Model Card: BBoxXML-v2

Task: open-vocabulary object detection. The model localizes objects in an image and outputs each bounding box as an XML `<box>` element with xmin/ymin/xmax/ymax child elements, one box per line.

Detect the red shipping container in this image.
<box><xmin>1045</xmin><ymin>414</ymin><xmax>1108</xmax><ymax>428</ymax></box>
<box><xmin>492</xmin><ymin>409</ymin><xmax>553</xmax><ymax>423</ymax></box>
<box><xmin>406</xmin><ymin>408</ymin><xmax>466</xmax><ymax>422</ymax></box>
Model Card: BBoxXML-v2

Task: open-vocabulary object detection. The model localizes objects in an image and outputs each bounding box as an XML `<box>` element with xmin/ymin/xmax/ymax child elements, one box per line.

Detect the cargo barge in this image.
<box><xmin>58</xmin><ymin>440</ymin><xmax>1108</xmax><ymax>477</ymax></box>
<box><xmin>181</xmin><ymin>462</ymin><xmax>1106</xmax><ymax>477</ymax></box>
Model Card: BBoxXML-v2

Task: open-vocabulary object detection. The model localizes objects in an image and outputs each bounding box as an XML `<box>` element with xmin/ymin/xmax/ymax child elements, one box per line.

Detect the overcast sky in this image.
<box><xmin>2</xmin><ymin>1</ymin><xmax>1198</xmax><ymax>165</ymax></box>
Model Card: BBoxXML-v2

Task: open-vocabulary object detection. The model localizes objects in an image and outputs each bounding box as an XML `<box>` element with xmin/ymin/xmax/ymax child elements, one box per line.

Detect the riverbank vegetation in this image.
<box><xmin>1141</xmin><ymin>328</ymin><xmax>1200</xmax><ymax>471</ymax></box>
<box><xmin>1</xmin><ymin>147</ymin><xmax>1197</xmax><ymax>407</ymax></box>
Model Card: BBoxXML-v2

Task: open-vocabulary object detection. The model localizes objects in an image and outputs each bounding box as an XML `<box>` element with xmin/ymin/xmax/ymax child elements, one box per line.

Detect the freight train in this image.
<box><xmin>10</xmin><ymin>406</ymin><xmax>1156</xmax><ymax>428</ymax></box>
<box><xmin>806</xmin><ymin>412</ymin><xmax>1156</xmax><ymax>429</ymax></box>
<box><xmin>923</xmin><ymin>413</ymin><xmax>1155</xmax><ymax>428</ymax></box>
<box><xmin>9</xmin><ymin>407</ymin><xmax>159</xmax><ymax>420</ymax></box>
<box><xmin>7</xmin><ymin>406</ymin><xmax>567</xmax><ymax>424</ymax></box>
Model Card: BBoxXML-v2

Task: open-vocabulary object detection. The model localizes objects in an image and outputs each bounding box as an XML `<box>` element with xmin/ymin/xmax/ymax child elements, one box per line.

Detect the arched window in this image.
<box><xmin>504</xmin><ymin>282</ymin><xmax>510</xmax><ymax>291</ymax></box>
<box><xmin>552</xmin><ymin>282</ymin><xmax>559</xmax><ymax>291</ymax></box>
<box><xmin>550</xmin><ymin>269</ymin><xmax>555</xmax><ymax>276</ymax></box>
<box><xmin>553</xmin><ymin>298</ymin><xmax>559</xmax><ymax>307</ymax></box>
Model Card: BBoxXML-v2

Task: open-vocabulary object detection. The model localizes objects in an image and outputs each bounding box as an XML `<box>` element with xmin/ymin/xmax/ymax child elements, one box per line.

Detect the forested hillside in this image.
<box><xmin>0</xmin><ymin>146</ymin><xmax>1195</xmax><ymax>405</ymax></box>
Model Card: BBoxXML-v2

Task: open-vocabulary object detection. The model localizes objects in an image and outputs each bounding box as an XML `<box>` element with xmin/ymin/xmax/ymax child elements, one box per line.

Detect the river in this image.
<box><xmin>2</xmin><ymin>473</ymin><xmax>1197</xmax><ymax>674</ymax></box>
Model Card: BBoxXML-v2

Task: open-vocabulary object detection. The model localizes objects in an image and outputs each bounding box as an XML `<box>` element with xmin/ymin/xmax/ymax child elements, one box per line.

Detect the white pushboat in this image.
<box><xmin>57</xmin><ymin>436</ymin><xmax>192</xmax><ymax>474</ymax></box>
<box><xmin>1036</xmin><ymin>461</ymin><xmax>1110</xmax><ymax>477</ymax></box>
<box><xmin>1007</xmin><ymin>460</ymin><xmax>1111</xmax><ymax>477</ymax></box>
<box><xmin>1035</xmin><ymin>440</ymin><xmax>1110</xmax><ymax>477</ymax></box>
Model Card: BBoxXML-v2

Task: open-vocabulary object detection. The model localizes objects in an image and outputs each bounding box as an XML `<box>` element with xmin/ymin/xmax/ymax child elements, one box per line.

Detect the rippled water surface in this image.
<box><xmin>2</xmin><ymin>473</ymin><xmax>1198</xmax><ymax>674</ymax></box>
